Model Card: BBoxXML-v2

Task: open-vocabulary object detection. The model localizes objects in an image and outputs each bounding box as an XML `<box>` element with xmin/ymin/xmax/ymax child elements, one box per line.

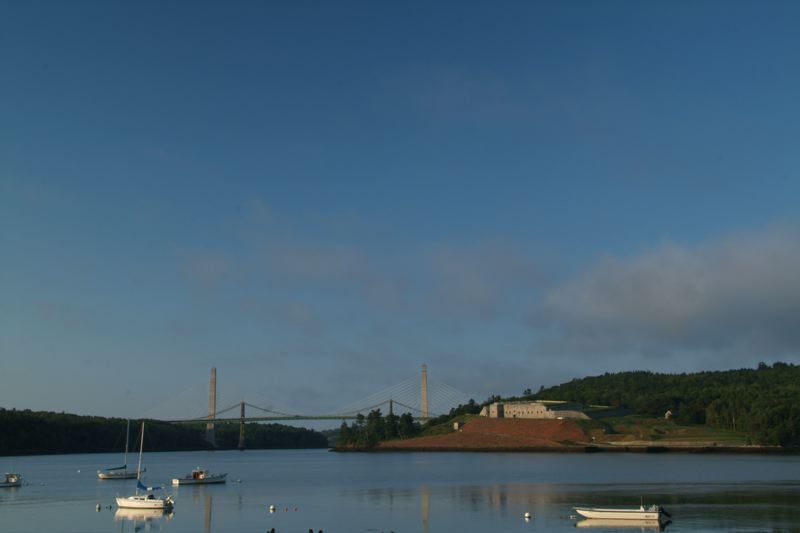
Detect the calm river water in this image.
<box><xmin>1</xmin><ymin>449</ymin><xmax>800</xmax><ymax>532</ymax></box>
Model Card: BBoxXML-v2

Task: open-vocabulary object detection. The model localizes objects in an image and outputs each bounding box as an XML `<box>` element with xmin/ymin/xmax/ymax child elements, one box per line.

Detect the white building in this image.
<box><xmin>479</xmin><ymin>400</ymin><xmax>588</xmax><ymax>420</ymax></box>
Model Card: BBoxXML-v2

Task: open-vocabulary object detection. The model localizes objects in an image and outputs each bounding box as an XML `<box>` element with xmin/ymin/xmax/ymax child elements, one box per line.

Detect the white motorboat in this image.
<box><xmin>171</xmin><ymin>468</ymin><xmax>227</xmax><ymax>485</ymax></box>
<box><xmin>575</xmin><ymin>505</ymin><xmax>667</xmax><ymax>521</ymax></box>
<box><xmin>99</xmin><ymin>420</ymin><xmax>145</xmax><ymax>480</ymax></box>
<box><xmin>0</xmin><ymin>473</ymin><xmax>22</xmax><ymax>488</ymax></box>
<box><xmin>115</xmin><ymin>422</ymin><xmax>174</xmax><ymax>510</ymax></box>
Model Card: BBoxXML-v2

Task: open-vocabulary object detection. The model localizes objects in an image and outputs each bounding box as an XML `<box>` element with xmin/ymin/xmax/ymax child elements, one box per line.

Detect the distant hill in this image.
<box><xmin>531</xmin><ymin>362</ymin><xmax>800</xmax><ymax>446</ymax></box>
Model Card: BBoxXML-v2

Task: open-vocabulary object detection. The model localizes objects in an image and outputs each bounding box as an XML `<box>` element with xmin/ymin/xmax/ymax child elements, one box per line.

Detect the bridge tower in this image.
<box><xmin>421</xmin><ymin>364</ymin><xmax>429</xmax><ymax>420</ymax></box>
<box><xmin>206</xmin><ymin>367</ymin><xmax>217</xmax><ymax>446</ymax></box>
<box><xmin>238</xmin><ymin>401</ymin><xmax>246</xmax><ymax>450</ymax></box>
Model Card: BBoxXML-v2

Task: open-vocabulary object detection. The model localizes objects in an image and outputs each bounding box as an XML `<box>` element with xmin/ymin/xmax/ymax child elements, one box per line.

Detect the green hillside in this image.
<box><xmin>532</xmin><ymin>362</ymin><xmax>800</xmax><ymax>446</ymax></box>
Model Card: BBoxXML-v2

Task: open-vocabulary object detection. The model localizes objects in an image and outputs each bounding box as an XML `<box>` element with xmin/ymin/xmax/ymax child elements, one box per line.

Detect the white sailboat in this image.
<box><xmin>98</xmin><ymin>420</ymin><xmax>145</xmax><ymax>480</ymax></box>
<box><xmin>115</xmin><ymin>422</ymin><xmax>174</xmax><ymax>510</ymax></box>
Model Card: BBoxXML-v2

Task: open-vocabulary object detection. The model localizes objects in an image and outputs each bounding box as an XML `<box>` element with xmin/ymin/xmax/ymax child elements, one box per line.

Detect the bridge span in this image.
<box><xmin>167</xmin><ymin>365</ymin><xmax>470</xmax><ymax>449</ymax></box>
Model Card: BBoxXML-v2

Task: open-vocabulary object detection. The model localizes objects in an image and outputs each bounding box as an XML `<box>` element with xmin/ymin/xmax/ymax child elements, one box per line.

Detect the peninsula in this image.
<box><xmin>337</xmin><ymin>362</ymin><xmax>800</xmax><ymax>453</ymax></box>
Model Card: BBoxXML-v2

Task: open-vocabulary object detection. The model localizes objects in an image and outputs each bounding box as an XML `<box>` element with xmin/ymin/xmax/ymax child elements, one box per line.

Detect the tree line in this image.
<box><xmin>336</xmin><ymin>409</ymin><xmax>421</xmax><ymax>448</ymax></box>
<box><xmin>530</xmin><ymin>362</ymin><xmax>800</xmax><ymax>446</ymax></box>
<box><xmin>0</xmin><ymin>408</ymin><xmax>328</xmax><ymax>455</ymax></box>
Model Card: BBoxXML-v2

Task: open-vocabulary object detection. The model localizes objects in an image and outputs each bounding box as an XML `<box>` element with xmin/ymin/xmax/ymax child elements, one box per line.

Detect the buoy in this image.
<box><xmin>96</xmin><ymin>504</ymin><xmax>101</xmax><ymax>511</ymax></box>
<box><xmin>524</xmin><ymin>512</ymin><xmax>531</xmax><ymax>519</ymax></box>
<box><xmin>269</xmin><ymin>505</ymin><xmax>276</xmax><ymax>513</ymax></box>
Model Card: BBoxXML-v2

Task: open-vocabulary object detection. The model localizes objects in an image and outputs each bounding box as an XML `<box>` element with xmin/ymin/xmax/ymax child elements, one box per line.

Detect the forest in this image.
<box><xmin>335</xmin><ymin>409</ymin><xmax>421</xmax><ymax>448</ymax></box>
<box><xmin>0</xmin><ymin>409</ymin><xmax>328</xmax><ymax>455</ymax></box>
<box><xmin>531</xmin><ymin>362</ymin><xmax>800</xmax><ymax>446</ymax></box>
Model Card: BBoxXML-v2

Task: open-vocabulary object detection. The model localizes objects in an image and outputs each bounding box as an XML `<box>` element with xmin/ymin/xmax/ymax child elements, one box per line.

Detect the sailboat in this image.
<box><xmin>98</xmin><ymin>420</ymin><xmax>145</xmax><ymax>480</ymax></box>
<box><xmin>115</xmin><ymin>422</ymin><xmax>174</xmax><ymax>510</ymax></box>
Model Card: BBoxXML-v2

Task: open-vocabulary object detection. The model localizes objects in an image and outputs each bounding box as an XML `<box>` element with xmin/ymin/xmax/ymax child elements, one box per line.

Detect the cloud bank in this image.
<box><xmin>535</xmin><ymin>225</ymin><xmax>800</xmax><ymax>367</ymax></box>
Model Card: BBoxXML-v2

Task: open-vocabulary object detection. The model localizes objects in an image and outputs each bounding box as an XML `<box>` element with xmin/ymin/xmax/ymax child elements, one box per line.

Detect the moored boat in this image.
<box><xmin>99</xmin><ymin>420</ymin><xmax>145</xmax><ymax>480</ymax></box>
<box><xmin>0</xmin><ymin>473</ymin><xmax>22</xmax><ymax>488</ymax></box>
<box><xmin>116</xmin><ymin>488</ymin><xmax>175</xmax><ymax>510</ymax></box>
<box><xmin>574</xmin><ymin>505</ymin><xmax>667</xmax><ymax>521</ymax></box>
<box><xmin>115</xmin><ymin>422</ymin><xmax>174</xmax><ymax>510</ymax></box>
<box><xmin>98</xmin><ymin>466</ymin><xmax>142</xmax><ymax>480</ymax></box>
<box><xmin>172</xmin><ymin>468</ymin><xmax>227</xmax><ymax>485</ymax></box>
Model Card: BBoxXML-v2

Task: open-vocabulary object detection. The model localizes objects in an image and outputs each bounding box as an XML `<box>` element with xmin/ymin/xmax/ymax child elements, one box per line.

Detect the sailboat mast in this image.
<box><xmin>123</xmin><ymin>419</ymin><xmax>130</xmax><ymax>467</ymax></box>
<box><xmin>136</xmin><ymin>422</ymin><xmax>145</xmax><ymax>481</ymax></box>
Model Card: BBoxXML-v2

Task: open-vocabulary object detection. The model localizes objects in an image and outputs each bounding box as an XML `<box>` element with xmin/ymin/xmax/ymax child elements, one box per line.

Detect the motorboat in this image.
<box><xmin>575</xmin><ymin>505</ymin><xmax>669</xmax><ymax>521</ymax></box>
<box><xmin>0</xmin><ymin>473</ymin><xmax>22</xmax><ymax>488</ymax></box>
<box><xmin>171</xmin><ymin>468</ymin><xmax>227</xmax><ymax>485</ymax></box>
<box><xmin>115</xmin><ymin>422</ymin><xmax>174</xmax><ymax>510</ymax></box>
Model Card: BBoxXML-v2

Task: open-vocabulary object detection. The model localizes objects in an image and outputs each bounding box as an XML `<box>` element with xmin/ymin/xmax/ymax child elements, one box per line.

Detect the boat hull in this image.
<box><xmin>172</xmin><ymin>473</ymin><xmax>227</xmax><ymax>485</ymax></box>
<box><xmin>98</xmin><ymin>469</ymin><xmax>139</xmax><ymax>480</ymax></box>
<box><xmin>575</xmin><ymin>508</ymin><xmax>661</xmax><ymax>520</ymax></box>
<box><xmin>116</xmin><ymin>495</ymin><xmax>173</xmax><ymax>510</ymax></box>
<box><xmin>576</xmin><ymin>518</ymin><xmax>663</xmax><ymax>529</ymax></box>
<box><xmin>1</xmin><ymin>474</ymin><xmax>22</xmax><ymax>488</ymax></box>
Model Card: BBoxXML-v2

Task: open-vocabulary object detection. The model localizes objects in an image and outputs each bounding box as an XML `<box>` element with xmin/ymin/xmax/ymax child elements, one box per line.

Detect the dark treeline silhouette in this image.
<box><xmin>336</xmin><ymin>409</ymin><xmax>421</xmax><ymax>448</ymax></box>
<box><xmin>216</xmin><ymin>423</ymin><xmax>328</xmax><ymax>449</ymax></box>
<box><xmin>532</xmin><ymin>362</ymin><xmax>800</xmax><ymax>446</ymax></box>
<box><xmin>424</xmin><ymin>398</ymin><xmax>483</xmax><ymax>427</ymax></box>
<box><xmin>0</xmin><ymin>409</ymin><xmax>328</xmax><ymax>455</ymax></box>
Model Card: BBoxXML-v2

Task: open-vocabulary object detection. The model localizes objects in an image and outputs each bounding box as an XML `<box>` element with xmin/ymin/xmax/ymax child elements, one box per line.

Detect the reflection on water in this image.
<box><xmin>203</xmin><ymin>494</ymin><xmax>212</xmax><ymax>533</ymax></box>
<box><xmin>421</xmin><ymin>485</ymin><xmax>429</xmax><ymax>533</ymax></box>
<box><xmin>2</xmin><ymin>450</ymin><xmax>800</xmax><ymax>532</ymax></box>
<box><xmin>114</xmin><ymin>508</ymin><xmax>174</xmax><ymax>522</ymax></box>
<box><xmin>114</xmin><ymin>508</ymin><xmax>174</xmax><ymax>532</ymax></box>
<box><xmin>575</xmin><ymin>518</ymin><xmax>668</xmax><ymax>530</ymax></box>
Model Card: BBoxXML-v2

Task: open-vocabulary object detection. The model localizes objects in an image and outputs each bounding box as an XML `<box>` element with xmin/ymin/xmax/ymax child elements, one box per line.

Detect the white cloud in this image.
<box><xmin>535</xmin><ymin>225</ymin><xmax>800</xmax><ymax>364</ymax></box>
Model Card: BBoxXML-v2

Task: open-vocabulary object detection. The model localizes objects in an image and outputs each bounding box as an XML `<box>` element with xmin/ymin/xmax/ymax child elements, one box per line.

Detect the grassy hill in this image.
<box><xmin>531</xmin><ymin>362</ymin><xmax>800</xmax><ymax>446</ymax></box>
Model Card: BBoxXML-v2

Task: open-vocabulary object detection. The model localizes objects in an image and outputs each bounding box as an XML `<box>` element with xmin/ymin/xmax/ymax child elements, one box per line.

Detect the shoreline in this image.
<box><xmin>341</xmin><ymin>444</ymin><xmax>794</xmax><ymax>454</ymax></box>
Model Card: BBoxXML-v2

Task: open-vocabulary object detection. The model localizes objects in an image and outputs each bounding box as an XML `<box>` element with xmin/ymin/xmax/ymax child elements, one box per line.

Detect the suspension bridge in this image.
<box><xmin>165</xmin><ymin>365</ymin><xmax>472</xmax><ymax>449</ymax></box>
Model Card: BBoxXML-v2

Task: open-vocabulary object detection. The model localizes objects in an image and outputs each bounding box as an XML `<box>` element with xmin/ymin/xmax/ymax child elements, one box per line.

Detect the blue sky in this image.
<box><xmin>2</xmin><ymin>1</ymin><xmax>800</xmax><ymax>420</ymax></box>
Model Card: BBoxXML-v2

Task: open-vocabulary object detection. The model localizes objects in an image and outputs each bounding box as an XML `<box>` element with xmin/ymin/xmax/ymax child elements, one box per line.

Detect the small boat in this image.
<box><xmin>172</xmin><ymin>468</ymin><xmax>227</xmax><ymax>485</ymax></box>
<box><xmin>98</xmin><ymin>419</ymin><xmax>145</xmax><ymax>480</ymax></box>
<box><xmin>0</xmin><ymin>473</ymin><xmax>22</xmax><ymax>488</ymax></box>
<box><xmin>574</xmin><ymin>505</ymin><xmax>668</xmax><ymax>521</ymax></box>
<box><xmin>115</xmin><ymin>422</ymin><xmax>174</xmax><ymax>510</ymax></box>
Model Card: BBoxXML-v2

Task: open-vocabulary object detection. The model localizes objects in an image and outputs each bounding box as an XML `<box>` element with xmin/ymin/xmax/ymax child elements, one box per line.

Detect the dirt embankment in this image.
<box><xmin>378</xmin><ymin>418</ymin><xmax>588</xmax><ymax>451</ymax></box>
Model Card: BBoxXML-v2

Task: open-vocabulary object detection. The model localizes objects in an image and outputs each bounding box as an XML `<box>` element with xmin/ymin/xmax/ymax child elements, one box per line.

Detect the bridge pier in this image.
<box><xmin>421</xmin><ymin>364</ymin><xmax>429</xmax><ymax>421</ymax></box>
<box><xmin>238</xmin><ymin>401</ymin><xmax>246</xmax><ymax>450</ymax></box>
<box><xmin>207</xmin><ymin>368</ymin><xmax>217</xmax><ymax>446</ymax></box>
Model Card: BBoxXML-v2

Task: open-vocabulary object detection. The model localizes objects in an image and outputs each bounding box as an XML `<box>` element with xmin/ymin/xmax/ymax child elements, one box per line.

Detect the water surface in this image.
<box><xmin>1</xmin><ymin>450</ymin><xmax>799</xmax><ymax>532</ymax></box>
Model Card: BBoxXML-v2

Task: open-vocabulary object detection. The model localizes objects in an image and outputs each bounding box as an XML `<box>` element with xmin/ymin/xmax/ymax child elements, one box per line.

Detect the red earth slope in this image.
<box><xmin>378</xmin><ymin>417</ymin><xmax>588</xmax><ymax>450</ymax></box>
